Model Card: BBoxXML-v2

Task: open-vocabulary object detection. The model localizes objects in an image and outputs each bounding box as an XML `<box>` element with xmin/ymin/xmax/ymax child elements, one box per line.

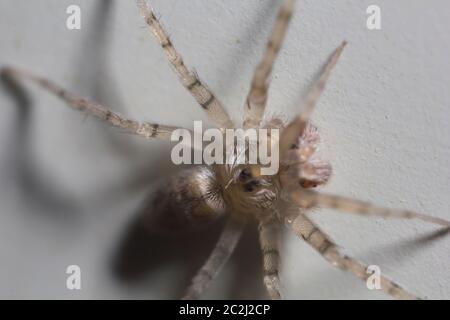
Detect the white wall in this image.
<box><xmin>0</xmin><ymin>0</ymin><xmax>449</xmax><ymax>299</ymax></box>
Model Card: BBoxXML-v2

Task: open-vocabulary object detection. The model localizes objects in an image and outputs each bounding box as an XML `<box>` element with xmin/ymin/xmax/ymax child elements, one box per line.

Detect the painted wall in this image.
<box><xmin>0</xmin><ymin>0</ymin><xmax>449</xmax><ymax>299</ymax></box>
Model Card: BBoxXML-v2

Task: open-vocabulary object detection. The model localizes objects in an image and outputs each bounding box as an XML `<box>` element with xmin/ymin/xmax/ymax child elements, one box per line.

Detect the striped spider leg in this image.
<box><xmin>284</xmin><ymin>206</ymin><xmax>419</xmax><ymax>299</ymax></box>
<box><xmin>282</xmin><ymin>190</ymin><xmax>449</xmax><ymax>300</ymax></box>
<box><xmin>243</xmin><ymin>0</ymin><xmax>295</xmax><ymax>129</ymax></box>
<box><xmin>182</xmin><ymin>218</ymin><xmax>246</xmax><ymax>300</ymax></box>
<box><xmin>0</xmin><ymin>66</ymin><xmax>183</xmax><ymax>140</ymax></box>
<box><xmin>136</xmin><ymin>0</ymin><xmax>234</xmax><ymax>130</ymax></box>
<box><xmin>257</xmin><ymin>216</ymin><xmax>283</xmax><ymax>300</ymax></box>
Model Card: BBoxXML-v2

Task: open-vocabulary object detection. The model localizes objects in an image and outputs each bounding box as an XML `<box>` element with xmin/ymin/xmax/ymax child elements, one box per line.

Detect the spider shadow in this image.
<box><xmin>0</xmin><ymin>0</ymin><xmax>172</xmax><ymax>221</ymax></box>
<box><xmin>112</xmin><ymin>208</ymin><xmax>267</xmax><ymax>299</ymax></box>
<box><xmin>359</xmin><ymin>226</ymin><xmax>450</xmax><ymax>266</ymax></box>
<box><xmin>72</xmin><ymin>0</ymin><xmax>139</xmax><ymax>158</ymax></box>
<box><xmin>1</xmin><ymin>59</ymin><xmax>179</xmax><ymax>226</ymax></box>
<box><xmin>0</xmin><ymin>69</ymin><xmax>81</xmax><ymax>222</ymax></box>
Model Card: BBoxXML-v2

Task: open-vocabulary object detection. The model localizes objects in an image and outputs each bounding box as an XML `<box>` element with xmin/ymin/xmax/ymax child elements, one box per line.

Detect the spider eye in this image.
<box><xmin>238</xmin><ymin>168</ymin><xmax>252</xmax><ymax>182</ymax></box>
<box><xmin>243</xmin><ymin>180</ymin><xmax>260</xmax><ymax>192</ymax></box>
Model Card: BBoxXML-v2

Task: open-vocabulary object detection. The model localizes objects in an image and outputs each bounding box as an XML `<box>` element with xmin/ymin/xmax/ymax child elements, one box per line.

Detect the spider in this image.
<box><xmin>2</xmin><ymin>0</ymin><xmax>449</xmax><ymax>300</ymax></box>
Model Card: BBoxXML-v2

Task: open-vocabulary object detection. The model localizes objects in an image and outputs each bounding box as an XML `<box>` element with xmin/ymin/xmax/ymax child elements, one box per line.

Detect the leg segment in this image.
<box><xmin>243</xmin><ymin>0</ymin><xmax>295</xmax><ymax>129</ymax></box>
<box><xmin>182</xmin><ymin>218</ymin><xmax>245</xmax><ymax>300</ymax></box>
<box><xmin>258</xmin><ymin>217</ymin><xmax>282</xmax><ymax>299</ymax></box>
<box><xmin>280</xmin><ymin>42</ymin><xmax>346</xmax><ymax>157</ymax></box>
<box><xmin>285</xmin><ymin>211</ymin><xmax>419</xmax><ymax>299</ymax></box>
<box><xmin>135</xmin><ymin>0</ymin><xmax>234</xmax><ymax>129</ymax></box>
<box><xmin>290</xmin><ymin>189</ymin><xmax>450</xmax><ymax>227</ymax></box>
<box><xmin>2</xmin><ymin>66</ymin><xmax>183</xmax><ymax>140</ymax></box>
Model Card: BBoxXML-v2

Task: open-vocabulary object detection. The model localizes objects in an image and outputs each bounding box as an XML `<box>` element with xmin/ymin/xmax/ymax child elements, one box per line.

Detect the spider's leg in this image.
<box><xmin>258</xmin><ymin>217</ymin><xmax>282</xmax><ymax>299</ymax></box>
<box><xmin>290</xmin><ymin>189</ymin><xmax>450</xmax><ymax>227</ymax></box>
<box><xmin>285</xmin><ymin>211</ymin><xmax>419</xmax><ymax>299</ymax></box>
<box><xmin>182</xmin><ymin>218</ymin><xmax>245</xmax><ymax>300</ymax></box>
<box><xmin>280</xmin><ymin>41</ymin><xmax>346</xmax><ymax>157</ymax></box>
<box><xmin>1</xmin><ymin>66</ymin><xmax>184</xmax><ymax>141</ymax></box>
<box><xmin>243</xmin><ymin>0</ymin><xmax>295</xmax><ymax>129</ymax></box>
<box><xmin>136</xmin><ymin>0</ymin><xmax>233</xmax><ymax>129</ymax></box>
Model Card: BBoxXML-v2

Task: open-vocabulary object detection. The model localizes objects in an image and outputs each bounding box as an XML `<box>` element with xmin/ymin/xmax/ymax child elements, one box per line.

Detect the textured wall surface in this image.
<box><xmin>0</xmin><ymin>0</ymin><xmax>449</xmax><ymax>299</ymax></box>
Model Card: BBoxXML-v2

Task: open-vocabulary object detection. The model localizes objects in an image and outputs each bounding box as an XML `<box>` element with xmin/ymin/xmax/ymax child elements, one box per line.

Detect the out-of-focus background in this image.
<box><xmin>0</xmin><ymin>0</ymin><xmax>449</xmax><ymax>299</ymax></box>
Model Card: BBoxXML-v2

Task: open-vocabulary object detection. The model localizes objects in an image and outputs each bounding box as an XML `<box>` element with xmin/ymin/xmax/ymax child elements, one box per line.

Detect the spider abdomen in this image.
<box><xmin>136</xmin><ymin>166</ymin><xmax>225</xmax><ymax>235</ymax></box>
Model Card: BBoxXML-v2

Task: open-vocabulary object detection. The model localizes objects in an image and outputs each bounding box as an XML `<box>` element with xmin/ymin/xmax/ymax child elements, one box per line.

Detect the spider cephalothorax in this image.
<box><xmin>3</xmin><ymin>0</ymin><xmax>449</xmax><ymax>301</ymax></box>
<box><xmin>213</xmin><ymin>118</ymin><xmax>332</xmax><ymax>222</ymax></box>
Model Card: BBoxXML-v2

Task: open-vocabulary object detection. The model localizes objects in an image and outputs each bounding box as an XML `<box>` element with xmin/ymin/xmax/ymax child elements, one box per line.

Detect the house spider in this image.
<box><xmin>2</xmin><ymin>0</ymin><xmax>449</xmax><ymax>300</ymax></box>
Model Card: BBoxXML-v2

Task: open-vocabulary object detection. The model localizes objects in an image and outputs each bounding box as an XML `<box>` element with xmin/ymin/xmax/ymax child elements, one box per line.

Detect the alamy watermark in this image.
<box><xmin>66</xmin><ymin>5</ymin><xmax>81</xmax><ymax>30</ymax></box>
<box><xmin>366</xmin><ymin>265</ymin><xmax>382</xmax><ymax>290</ymax></box>
<box><xmin>366</xmin><ymin>5</ymin><xmax>381</xmax><ymax>30</ymax></box>
<box><xmin>66</xmin><ymin>265</ymin><xmax>81</xmax><ymax>290</ymax></box>
<box><xmin>170</xmin><ymin>121</ymin><xmax>280</xmax><ymax>175</ymax></box>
